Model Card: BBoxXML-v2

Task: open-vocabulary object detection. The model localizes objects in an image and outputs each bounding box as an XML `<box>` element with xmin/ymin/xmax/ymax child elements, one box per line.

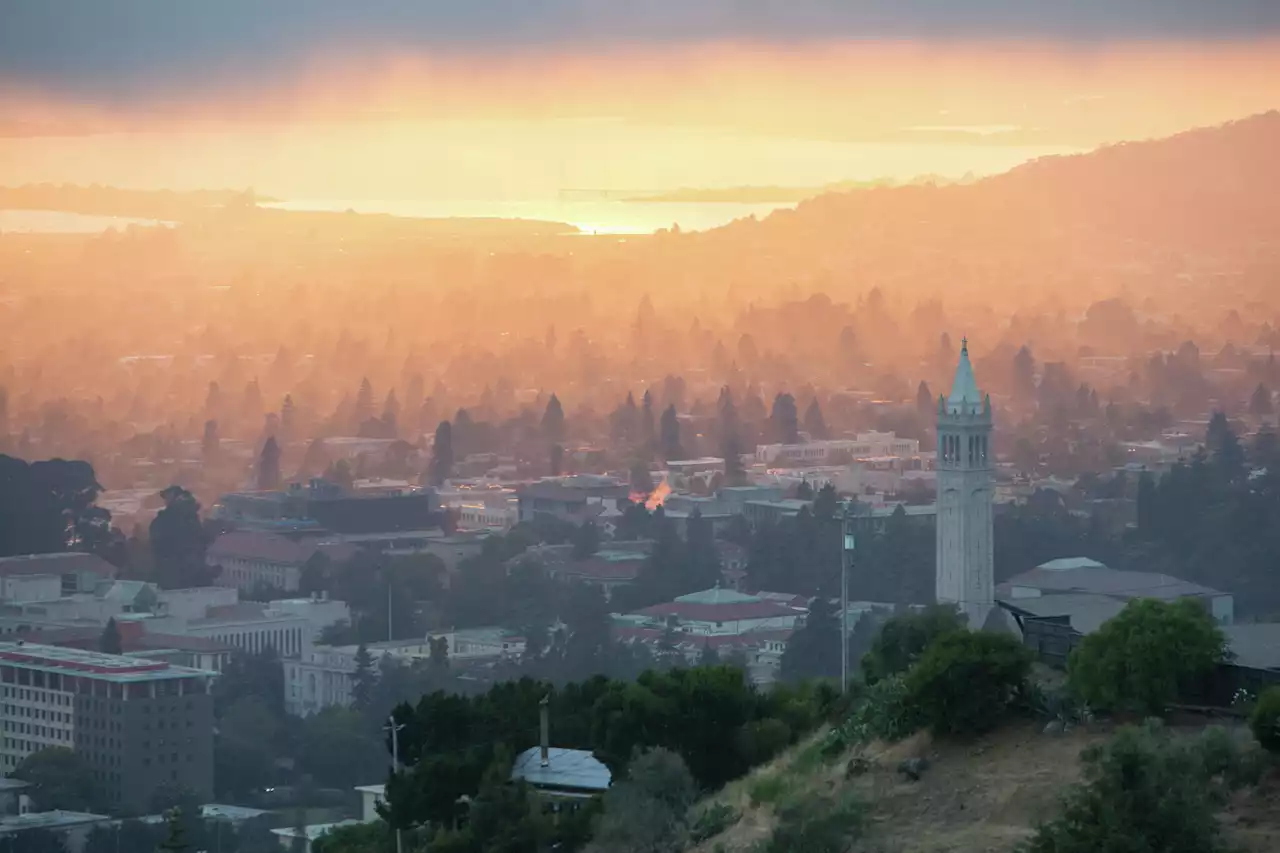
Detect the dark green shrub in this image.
<box><xmin>1068</xmin><ymin>598</ymin><xmax>1226</xmax><ymax>715</ymax></box>
<box><xmin>689</xmin><ymin>803</ymin><xmax>740</xmax><ymax>844</ymax></box>
<box><xmin>736</xmin><ymin>718</ymin><xmax>793</xmax><ymax>767</ymax></box>
<box><xmin>861</xmin><ymin>604</ymin><xmax>965</xmax><ymax>685</ymax></box>
<box><xmin>903</xmin><ymin>630</ymin><xmax>1032</xmax><ymax>737</ymax></box>
<box><xmin>1021</xmin><ymin>721</ymin><xmax>1252</xmax><ymax>853</ymax></box>
<box><xmin>763</xmin><ymin>791</ymin><xmax>863</xmax><ymax>853</ymax></box>
<box><xmin>1249</xmin><ymin>685</ymin><xmax>1280</xmax><ymax>753</ymax></box>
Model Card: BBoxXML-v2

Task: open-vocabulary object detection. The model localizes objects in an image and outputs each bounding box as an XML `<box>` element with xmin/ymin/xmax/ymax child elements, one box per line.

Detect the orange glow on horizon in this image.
<box><xmin>1</xmin><ymin>39</ymin><xmax>1277</xmax><ymax>200</ymax></box>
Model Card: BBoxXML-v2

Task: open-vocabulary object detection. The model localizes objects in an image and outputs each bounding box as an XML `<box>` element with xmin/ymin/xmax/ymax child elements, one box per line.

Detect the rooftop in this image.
<box><xmin>270</xmin><ymin>821</ymin><xmax>364</xmax><ymax>842</ymax></box>
<box><xmin>0</xmin><ymin>811</ymin><xmax>111</xmax><ymax>832</ymax></box>
<box><xmin>635</xmin><ymin>588</ymin><xmax>803</xmax><ymax>623</ymax></box>
<box><xmin>510</xmin><ymin>747</ymin><xmax>611</xmax><ymax>793</ymax></box>
<box><xmin>0</xmin><ymin>642</ymin><xmax>214</xmax><ymax>683</ymax></box>
<box><xmin>1002</xmin><ymin>592</ymin><xmax>1128</xmax><ymax>635</ymax></box>
<box><xmin>1001</xmin><ymin>562</ymin><xmax>1224</xmax><ymax>601</ymax></box>
<box><xmin>0</xmin><ymin>553</ymin><xmax>116</xmax><ymax>578</ymax></box>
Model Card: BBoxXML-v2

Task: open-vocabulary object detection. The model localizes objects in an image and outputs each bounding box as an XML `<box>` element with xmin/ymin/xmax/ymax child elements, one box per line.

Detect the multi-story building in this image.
<box><xmin>0</xmin><ymin>642</ymin><xmax>214</xmax><ymax>813</ymax></box>
<box><xmin>516</xmin><ymin>476</ymin><xmax>630</xmax><ymax>526</ymax></box>
<box><xmin>284</xmin><ymin>630</ymin><xmax>525</xmax><ymax>716</ymax></box>
<box><xmin>207</xmin><ymin>531</ymin><xmax>356</xmax><ymax>594</ymax></box>
<box><xmin>754</xmin><ymin>432</ymin><xmax>922</xmax><ymax>466</ymax></box>
<box><xmin>0</xmin><ymin>554</ymin><xmax>117</xmax><ymax>599</ymax></box>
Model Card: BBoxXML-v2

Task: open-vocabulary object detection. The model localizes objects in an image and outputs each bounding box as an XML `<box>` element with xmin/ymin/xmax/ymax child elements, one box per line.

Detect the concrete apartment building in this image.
<box><xmin>0</xmin><ymin>642</ymin><xmax>214</xmax><ymax>813</ymax></box>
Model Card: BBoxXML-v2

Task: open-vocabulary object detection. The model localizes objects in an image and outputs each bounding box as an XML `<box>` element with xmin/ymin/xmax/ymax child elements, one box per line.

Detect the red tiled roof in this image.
<box><xmin>0</xmin><ymin>553</ymin><xmax>116</xmax><ymax>578</ymax></box>
<box><xmin>636</xmin><ymin>600</ymin><xmax>800</xmax><ymax>622</ymax></box>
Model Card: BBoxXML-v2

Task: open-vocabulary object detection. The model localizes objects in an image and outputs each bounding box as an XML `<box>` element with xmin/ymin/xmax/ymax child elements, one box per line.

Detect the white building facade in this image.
<box><xmin>935</xmin><ymin>339</ymin><xmax>995</xmax><ymax>627</ymax></box>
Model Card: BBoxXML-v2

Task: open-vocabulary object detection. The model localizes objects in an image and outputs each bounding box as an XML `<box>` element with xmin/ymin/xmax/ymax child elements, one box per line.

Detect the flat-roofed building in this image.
<box><xmin>0</xmin><ymin>641</ymin><xmax>214</xmax><ymax>813</ymax></box>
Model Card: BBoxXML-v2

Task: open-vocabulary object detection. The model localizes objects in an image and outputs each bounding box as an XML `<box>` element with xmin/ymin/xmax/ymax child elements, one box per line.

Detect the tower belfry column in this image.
<box><xmin>935</xmin><ymin>338</ymin><xmax>995</xmax><ymax>627</ymax></box>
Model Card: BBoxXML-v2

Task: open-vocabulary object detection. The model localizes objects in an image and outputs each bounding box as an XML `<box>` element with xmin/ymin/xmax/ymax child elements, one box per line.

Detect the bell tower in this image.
<box><xmin>936</xmin><ymin>338</ymin><xmax>994</xmax><ymax>627</ymax></box>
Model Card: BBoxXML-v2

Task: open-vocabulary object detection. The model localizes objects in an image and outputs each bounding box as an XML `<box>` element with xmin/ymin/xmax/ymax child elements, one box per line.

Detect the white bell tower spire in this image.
<box><xmin>936</xmin><ymin>337</ymin><xmax>995</xmax><ymax>627</ymax></box>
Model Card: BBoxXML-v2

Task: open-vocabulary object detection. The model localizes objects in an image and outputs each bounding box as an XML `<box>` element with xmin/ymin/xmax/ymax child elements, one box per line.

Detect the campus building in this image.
<box><xmin>0</xmin><ymin>642</ymin><xmax>214</xmax><ymax>813</ymax></box>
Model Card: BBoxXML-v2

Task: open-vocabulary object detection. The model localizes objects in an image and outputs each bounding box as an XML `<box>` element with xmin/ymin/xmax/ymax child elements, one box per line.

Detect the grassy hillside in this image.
<box><xmin>689</xmin><ymin>716</ymin><xmax>1280</xmax><ymax>853</ymax></box>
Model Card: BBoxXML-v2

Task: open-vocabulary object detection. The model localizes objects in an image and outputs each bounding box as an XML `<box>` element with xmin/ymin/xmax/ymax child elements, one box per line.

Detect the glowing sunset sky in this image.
<box><xmin>1</xmin><ymin>1</ymin><xmax>1277</xmax><ymax>199</ymax></box>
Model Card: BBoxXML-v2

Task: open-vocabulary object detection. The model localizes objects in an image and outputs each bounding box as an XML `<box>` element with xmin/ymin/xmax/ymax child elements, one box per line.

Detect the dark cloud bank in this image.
<box><xmin>2</xmin><ymin>0</ymin><xmax>1276</xmax><ymax>98</ymax></box>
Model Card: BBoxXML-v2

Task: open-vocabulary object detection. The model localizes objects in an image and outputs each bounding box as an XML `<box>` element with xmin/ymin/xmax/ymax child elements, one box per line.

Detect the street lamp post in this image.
<box><xmin>840</xmin><ymin>503</ymin><xmax>855</xmax><ymax>694</ymax></box>
<box><xmin>385</xmin><ymin>715</ymin><xmax>406</xmax><ymax>853</ymax></box>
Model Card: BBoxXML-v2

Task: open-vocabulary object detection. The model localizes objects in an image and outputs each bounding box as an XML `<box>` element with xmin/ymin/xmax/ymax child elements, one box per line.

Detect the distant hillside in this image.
<box><xmin>0</xmin><ymin>184</ymin><xmax>276</xmax><ymax>220</ymax></box>
<box><xmin>625</xmin><ymin>174</ymin><xmax>968</xmax><ymax>204</ymax></box>
<box><xmin>683</xmin><ymin>112</ymin><xmax>1280</xmax><ymax>306</ymax></box>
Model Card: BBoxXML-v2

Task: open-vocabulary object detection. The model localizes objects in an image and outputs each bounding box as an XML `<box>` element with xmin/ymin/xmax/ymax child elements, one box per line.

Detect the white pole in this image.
<box><xmin>841</xmin><ymin>504</ymin><xmax>854</xmax><ymax>694</ymax></box>
<box><xmin>387</xmin><ymin>715</ymin><xmax>405</xmax><ymax>853</ymax></box>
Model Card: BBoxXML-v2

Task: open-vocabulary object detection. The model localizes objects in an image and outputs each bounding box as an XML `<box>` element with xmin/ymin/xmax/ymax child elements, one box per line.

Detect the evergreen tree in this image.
<box><xmin>1136</xmin><ymin>470</ymin><xmax>1157</xmax><ymax>537</ymax></box>
<box><xmin>1206</xmin><ymin>411</ymin><xmax>1245</xmax><ymax>483</ymax></box>
<box><xmin>381</xmin><ymin>390</ymin><xmax>400</xmax><ymax>434</ymax></box>
<box><xmin>298</xmin><ymin>438</ymin><xmax>328</xmax><ymax>477</ymax></box>
<box><xmin>351</xmin><ymin>644</ymin><xmax>377</xmax><ymax>712</ymax></box>
<box><xmin>659</xmin><ymin>404</ymin><xmax>683</xmax><ymax>461</ymax></box>
<box><xmin>1013</xmin><ymin>345</ymin><xmax>1037</xmax><ymax>401</ymax></box>
<box><xmin>629</xmin><ymin>458</ymin><xmax>655</xmax><ymax>496</ymax></box>
<box><xmin>541</xmin><ymin>394</ymin><xmax>566</xmax><ymax>445</ymax></box>
<box><xmin>795</xmin><ymin>480</ymin><xmax>814</xmax><ymax>500</ymax></box>
<box><xmin>641</xmin><ymin>390</ymin><xmax>656</xmax><ymax>448</ymax></box>
<box><xmin>719</xmin><ymin>388</ymin><xmax>746</xmax><ymax>486</ymax></box>
<box><xmin>1251</xmin><ymin>383</ymin><xmax>1274</xmax><ymax>416</ymax></box>
<box><xmin>916</xmin><ymin>380</ymin><xmax>933</xmax><ymax>416</ymax></box>
<box><xmin>768</xmin><ymin>393</ymin><xmax>800</xmax><ymax>444</ymax></box>
<box><xmin>100</xmin><ymin>618</ymin><xmax>123</xmax><ymax>656</ymax></box>
<box><xmin>280</xmin><ymin>395</ymin><xmax>296</xmax><ymax>440</ymax></box>
<box><xmin>428</xmin><ymin>421</ymin><xmax>454</xmax><ymax>486</ymax></box>
<box><xmin>201</xmin><ymin>420</ymin><xmax>220</xmax><ymax>466</ymax></box>
<box><xmin>353</xmin><ymin>378</ymin><xmax>374</xmax><ymax>428</ymax></box>
<box><xmin>803</xmin><ymin>398</ymin><xmax>829</xmax><ymax>439</ymax></box>
<box><xmin>256</xmin><ymin>437</ymin><xmax>281</xmax><ymax>491</ymax></box>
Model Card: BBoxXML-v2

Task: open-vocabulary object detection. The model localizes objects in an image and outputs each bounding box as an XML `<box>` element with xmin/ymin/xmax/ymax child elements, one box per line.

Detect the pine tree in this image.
<box><xmin>256</xmin><ymin>437</ymin><xmax>282</xmax><ymax>491</ymax></box>
<box><xmin>769</xmin><ymin>393</ymin><xmax>800</xmax><ymax>444</ymax></box>
<box><xmin>201</xmin><ymin>420</ymin><xmax>220</xmax><ymax>465</ymax></box>
<box><xmin>351</xmin><ymin>644</ymin><xmax>377</xmax><ymax>711</ymax></box>
<box><xmin>100</xmin><ymin>618</ymin><xmax>123</xmax><ymax>655</ymax></box>
<box><xmin>803</xmin><ymin>399</ymin><xmax>828</xmax><ymax>439</ymax></box>
<box><xmin>1251</xmin><ymin>383</ymin><xmax>1274</xmax><ymax>416</ymax></box>
<box><xmin>428</xmin><ymin>420</ymin><xmax>454</xmax><ymax>486</ymax></box>
<box><xmin>641</xmin><ymin>390</ymin><xmax>656</xmax><ymax>448</ymax></box>
<box><xmin>354</xmin><ymin>378</ymin><xmax>374</xmax><ymax>428</ymax></box>
<box><xmin>719</xmin><ymin>389</ymin><xmax>745</xmax><ymax>486</ymax></box>
<box><xmin>280</xmin><ymin>395</ymin><xmax>296</xmax><ymax>440</ymax></box>
<box><xmin>916</xmin><ymin>381</ymin><xmax>933</xmax><ymax>416</ymax></box>
<box><xmin>541</xmin><ymin>394</ymin><xmax>566</xmax><ymax>445</ymax></box>
<box><xmin>659</xmin><ymin>405</ymin><xmax>683</xmax><ymax>461</ymax></box>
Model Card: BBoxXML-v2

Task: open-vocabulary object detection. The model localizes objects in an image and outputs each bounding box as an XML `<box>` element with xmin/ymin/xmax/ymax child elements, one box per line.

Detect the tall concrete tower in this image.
<box><xmin>936</xmin><ymin>338</ymin><xmax>995</xmax><ymax>627</ymax></box>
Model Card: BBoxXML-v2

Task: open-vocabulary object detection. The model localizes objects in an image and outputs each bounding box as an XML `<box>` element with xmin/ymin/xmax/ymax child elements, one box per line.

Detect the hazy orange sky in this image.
<box><xmin>2</xmin><ymin>1</ymin><xmax>1278</xmax><ymax>200</ymax></box>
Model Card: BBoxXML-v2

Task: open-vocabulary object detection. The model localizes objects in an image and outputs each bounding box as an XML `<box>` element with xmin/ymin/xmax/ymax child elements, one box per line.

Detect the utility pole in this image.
<box><xmin>387</xmin><ymin>575</ymin><xmax>393</xmax><ymax>642</ymax></box>
<box><xmin>386</xmin><ymin>715</ymin><xmax>406</xmax><ymax>853</ymax></box>
<box><xmin>840</xmin><ymin>502</ymin><xmax>855</xmax><ymax>694</ymax></box>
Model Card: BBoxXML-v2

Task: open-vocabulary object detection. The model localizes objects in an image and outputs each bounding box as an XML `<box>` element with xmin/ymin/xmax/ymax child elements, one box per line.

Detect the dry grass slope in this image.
<box><xmin>691</xmin><ymin>718</ymin><xmax>1280</xmax><ymax>853</ymax></box>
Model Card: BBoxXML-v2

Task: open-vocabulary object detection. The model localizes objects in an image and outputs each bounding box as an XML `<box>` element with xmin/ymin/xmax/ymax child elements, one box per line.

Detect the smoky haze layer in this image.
<box><xmin>0</xmin><ymin>112</ymin><xmax>1277</xmax><ymax>515</ymax></box>
<box><xmin>3</xmin><ymin>0</ymin><xmax>1280</xmax><ymax>100</ymax></box>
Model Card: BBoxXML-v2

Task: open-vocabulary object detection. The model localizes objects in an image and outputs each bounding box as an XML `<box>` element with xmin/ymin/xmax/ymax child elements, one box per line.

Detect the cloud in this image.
<box><xmin>2</xmin><ymin>0</ymin><xmax>1278</xmax><ymax>100</ymax></box>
